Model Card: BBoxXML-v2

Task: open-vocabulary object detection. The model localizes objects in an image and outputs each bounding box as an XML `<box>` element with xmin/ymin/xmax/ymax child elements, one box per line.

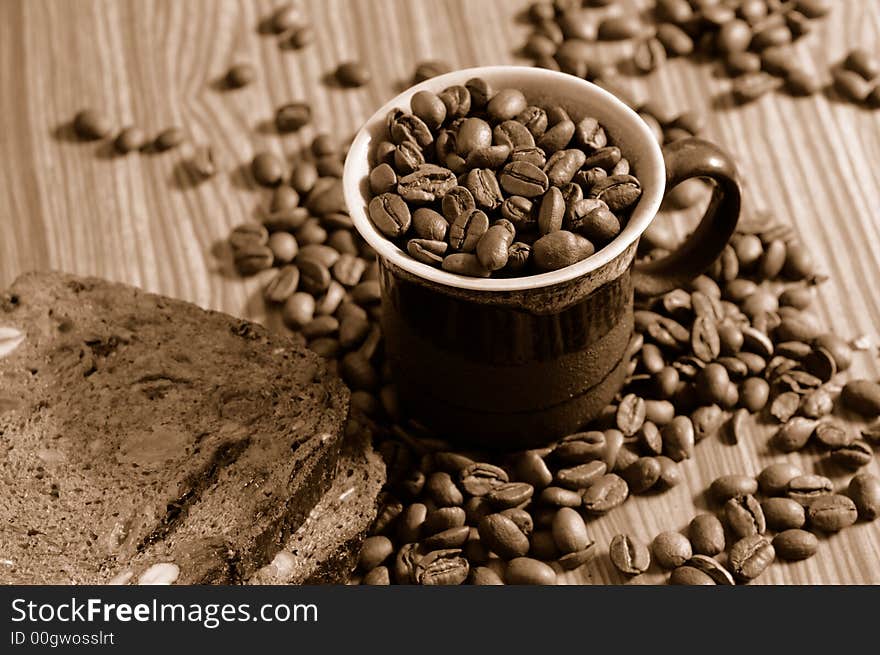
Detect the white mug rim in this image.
<box><xmin>342</xmin><ymin>65</ymin><xmax>665</xmax><ymax>292</ymax></box>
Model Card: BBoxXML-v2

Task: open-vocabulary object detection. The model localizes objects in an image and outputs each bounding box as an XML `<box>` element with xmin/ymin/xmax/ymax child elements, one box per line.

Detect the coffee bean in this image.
<box><xmin>545</xmin><ymin>149</ymin><xmax>587</xmax><ymax>187</ymax></box>
<box><xmin>582</xmin><ymin>474</ymin><xmax>629</xmax><ymax>515</ymax></box>
<box><xmin>555</xmin><ymin>431</ymin><xmax>606</xmax><ymax>463</ymax></box>
<box><xmin>465</xmin><ymin>77</ymin><xmax>492</xmax><ymax>109</ymax></box>
<box><xmin>406</xmin><ymin>239</ymin><xmax>446</xmax><ymax>266</ymax></box>
<box><xmin>598</xmin><ymin>15</ymin><xmax>642</xmax><ymax>41</ymax></box>
<box><xmin>633</xmin><ymin>37</ymin><xmax>667</xmax><ymax>74</ymax></box>
<box><xmin>533</xmin><ymin>230</ymin><xmax>595</xmax><ymax>271</ymax></box>
<box><xmin>413</xmin><ymin>60</ymin><xmax>452</xmax><ymax>82</ymax></box>
<box><xmin>758</xmin><ymin>462</ymin><xmax>803</xmax><ymax>496</ymax></box>
<box><xmin>537</xmin><ymin>187</ymin><xmax>566</xmax><ymax>235</ymax></box>
<box><xmin>771</xmin><ymin>529</ymin><xmax>818</xmax><ymax>562</ymax></box>
<box><xmin>362</xmin><ymin>566</ymin><xmax>390</xmax><ymax>585</ymax></box>
<box><xmin>268</xmin><ymin>231</ymin><xmax>299</xmax><ymax>264</ymax></box>
<box><xmin>369</xmin><ymin>193</ymin><xmax>411</xmax><ymax>238</ymax></box>
<box><xmin>740</xmin><ymin>377</ymin><xmax>770</xmax><ymax>412</ymax></box>
<box><xmin>833</xmin><ymin>67</ymin><xmax>872</xmax><ymax>103</ymax></box>
<box><xmin>787</xmin><ymin>474</ymin><xmax>833</xmax><ymax>506</ymax></box>
<box><xmin>416</xmin><ymin>548</ymin><xmax>469</xmax><ymax>586</ymax></box>
<box><xmin>425</xmin><ymin>471</ymin><xmax>464</xmax><ymax>507</ymax></box>
<box><xmin>588</xmin><ymin>174</ymin><xmax>642</xmax><ymax>212</ymax></box>
<box><xmin>335</xmin><ymin>61</ymin><xmax>370</xmax><ymax>87</ymax></box>
<box><xmin>654</xmin><ymin>456</ymin><xmax>680</xmax><ymax>489</ymax></box>
<box><xmin>441</xmin><ymin>253</ymin><xmax>490</xmax><ymax>277</ymax></box>
<box><xmin>478</xmin><ymin>514</ymin><xmax>530</xmax><ymax>560</ymax></box>
<box><xmin>516</xmin><ymin>106</ymin><xmax>549</xmax><ymax>139</ymax></box>
<box><xmin>499</xmin><ymin>161</ymin><xmax>550</xmax><ymax>198</ymax></box>
<box><xmin>848</xmin><ymin>473</ymin><xmax>880</xmax><ymax>521</ymax></box>
<box><xmin>73</xmin><ymin>109</ymin><xmax>112</xmax><ymax>140</ymax></box>
<box><xmin>814</xmin><ymin>421</ymin><xmax>853</xmax><ymax>449</ymax></box>
<box><xmin>513</xmin><ymin>451</ymin><xmax>553</xmax><ymax>489</ymax></box>
<box><xmin>800</xmin><ymin>387</ymin><xmax>833</xmax><ymax>419</ymax></box>
<box><xmin>609</xmin><ymin>534</ymin><xmax>651</xmax><ymax>576</ymax></box>
<box><xmin>687</xmin><ymin>514</ymin><xmax>725</xmax><ymax>559</ymax></box>
<box><xmin>359</xmin><ymin>535</ymin><xmax>394</xmax><ymax>571</ymax></box>
<box><xmin>808</xmin><ymin>494</ymin><xmax>858</xmax><ymax>533</ymax></box>
<box><xmin>505</xmin><ymin>557</ymin><xmax>556</xmax><ymax>585</ymax></box>
<box><xmin>691</xmin><ymin>405</ymin><xmax>724</xmax><ymax>442</ymax></box>
<box><xmin>487</xmin><ymin>482</ymin><xmax>534</xmax><ymax>509</ymax></box>
<box><xmin>448</xmin><ymin>208</ymin><xmax>490</xmax><ymax>253</ymax></box>
<box><xmin>769</xmin><ymin>391</ymin><xmax>801</xmax><ymax>425</ymax></box>
<box><xmin>661</xmin><ymin>416</ymin><xmax>695</xmax><ymax>462</ymax></box>
<box><xmin>282</xmin><ymin>292</ymin><xmax>316</xmax><ymax>329</ymax></box>
<box><xmin>724</xmin><ymin>494</ymin><xmax>766</xmax><ymax>539</ymax></box>
<box><xmin>844</xmin><ymin>48</ymin><xmax>880</xmax><ymax>81</ymax></box>
<box><xmin>691</xmin><ymin>316</ymin><xmax>721</xmax><ymax>363</ymax></box>
<box><xmin>154</xmin><ymin>127</ymin><xmax>185</xmax><ymax>151</ymax></box>
<box><xmin>687</xmin><ymin>554</ymin><xmax>735</xmax><ymax>586</ymax></box>
<box><xmin>623</xmin><ymin>457</ymin><xmax>661</xmax><ymax>494</ymax></box>
<box><xmin>114</xmin><ymin>126</ymin><xmax>146</xmax><ymax>153</ymax></box>
<box><xmin>762</xmin><ymin>497</ymin><xmax>807</xmax><ymax>531</ymax></box>
<box><xmin>669</xmin><ymin>565</ymin><xmax>715</xmax><ymax>585</ymax></box>
<box><xmin>729</xmin><ymin>534</ymin><xmax>775</xmax><ymax>582</ymax></box>
<box><xmin>841</xmin><ymin>379</ymin><xmax>880</xmax><ymax>417</ymax></box>
<box><xmin>710</xmin><ymin>475</ymin><xmax>758</xmax><ymax>503</ymax></box>
<box><xmin>552</xmin><ymin>507</ymin><xmax>591</xmax><ymax>553</ymax></box>
<box><xmin>488</xmin><ymin>89</ymin><xmax>528</xmax><ymax>122</ymax></box>
<box><xmin>423</xmin><ymin>526</ymin><xmax>470</xmax><ymax>550</ymax></box>
<box><xmin>459</xmin><ymin>463</ymin><xmax>509</xmax><ymax>496</ymax></box>
<box><xmin>494</xmin><ymin>120</ymin><xmax>536</xmax><ymax>150</ymax></box>
<box><xmin>555</xmin><ymin>461</ymin><xmax>607</xmax><ymax>490</ymax></box>
<box><xmin>651</xmin><ymin>531</ymin><xmax>692</xmax><ymax>569</ymax></box>
<box><xmin>537</xmin><ymin>119</ymin><xmax>575</xmax><ymax>154</ymax></box>
<box><xmin>422</xmin><ymin>506</ymin><xmax>467</xmax><ymax>536</ymax></box>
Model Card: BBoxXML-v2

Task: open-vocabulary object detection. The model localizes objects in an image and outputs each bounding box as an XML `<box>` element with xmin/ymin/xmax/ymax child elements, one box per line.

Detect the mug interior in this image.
<box><xmin>343</xmin><ymin>66</ymin><xmax>665</xmax><ymax>293</ymax></box>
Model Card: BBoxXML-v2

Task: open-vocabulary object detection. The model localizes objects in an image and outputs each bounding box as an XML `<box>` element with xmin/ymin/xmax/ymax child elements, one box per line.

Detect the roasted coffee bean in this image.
<box><xmin>662</xmin><ymin>416</ymin><xmax>695</xmax><ymax>462</ymax></box>
<box><xmin>656</xmin><ymin>456</ymin><xmax>681</xmax><ymax>489</ymax></box>
<box><xmin>407</xmin><ymin>238</ymin><xmax>447</xmax><ymax>266</ymax></box>
<box><xmin>416</xmin><ymin>549</ymin><xmax>469</xmax><ymax>586</ymax></box>
<box><xmin>487</xmin><ymin>482</ymin><xmax>535</xmax><ymax>509</ymax></box>
<box><xmin>513</xmin><ymin>450</ymin><xmax>553</xmax><ymax>489</ymax></box>
<box><xmin>486</xmin><ymin>89</ymin><xmax>527</xmax><ymax>122</ymax></box>
<box><xmin>576</xmin><ymin>167</ymin><xmax>608</xmax><ymax>190</ymax></box>
<box><xmin>540</xmin><ymin>486</ymin><xmax>583</xmax><ymax>508</ymax></box>
<box><xmin>688</xmin><ymin>514</ymin><xmax>725</xmax><ymax>556</ymax></box>
<box><xmin>449</xmin><ymin>209</ymin><xmax>490</xmax><ymax>253</ymax></box>
<box><xmin>772</xmin><ymin>415</ymin><xmax>816</xmax><ymax>455</ymax></box>
<box><xmin>582</xmin><ymin>474</ymin><xmax>629</xmax><ymax>515</ymax></box>
<box><xmin>268</xmin><ymin>231</ymin><xmax>299</xmax><ymax>264</ymax></box>
<box><xmin>394</xmin><ymin>140</ymin><xmax>425</xmax><ymax>174</ymax></box>
<box><xmin>598</xmin><ymin>15</ymin><xmax>643</xmax><ymax>41</ymax></box>
<box><xmin>656</xmin><ymin>22</ymin><xmax>694</xmax><ymax>56</ymax></box>
<box><xmin>282</xmin><ymin>292</ymin><xmax>316</xmax><ymax>329</ymax></box>
<box><xmin>505</xmin><ymin>557</ymin><xmax>556</xmax><ymax>585</ymax></box>
<box><xmin>733</xmin><ymin>72</ymin><xmax>783</xmax><ymax>103</ymax></box>
<box><xmin>572</xmin><ymin>116</ymin><xmax>606</xmax><ymax>152</ymax></box>
<box><xmin>493</xmin><ymin>120</ymin><xmax>536</xmax><ymax>151</ymax></box>
<box><xmin>762</xmin><ymin>497</ymin><xmax>806</xmax><ymax>531</ymax></box>
<box><xmin>687</xmin><ymin>554</ymin><xmax>735</xmax><ymax>586</ymax></box>
<box><xmin>651</xmin><ymin>531</ymin><xmax>692</xmax><ymax>570</ymax></box>
<box><xmin>442</xmin><ymin>253</ymin><xmax>490</xmax><ymax>277</ymax></box>
<box><xmin>575</xmin><ymin>205</ymin><xmax>621</xmax><ymax>244</ymax></box>
<box><xmin>422</xmin><ymin>506</ymin><xmax>467</xmax><ymax>536</ymax></box>
<box><xmin>73</xmin><ymin>109</ymin><xmax>112</xmax><ymax>140</ymax></box>
<box><xmin>544</xmin><ymin>149</ymin><xmax>587</xmax><ymax>187</ymax></box>
<box><xmin>500</xmin><ymin>508</ymin><xmax>533</xmax><ymax>538</ymax></box>
<box><xmin>499</xmin><ymin>161</ymin><xmax>550</xmax><ymax>198</ymax></box>
<box><xmin>637</xmin><ymin>421</ymin><xmax>663</xmax><ymax>456</ymax></box>
<box><xmin>724</xmin><ymin>494</ymin><xmax>766</xmax><ymax>539</ymax></box>
<box><xmin>538</xmin><ymin>186</ymin><xmax>565</xmax><ymax>235</ymax></box>
<box><xmin>369</xmin><ymin>193</ymin><xmax>411</xmax><ymax>237</ymax></box>
<box><xmin>844</xmin><ymin>48</ymin><xmax>880</xmax><ymax>81</ymax></box>
<box><xmin>459</xmin><ymin>463</ymin><xmax>509</xmax><ymax>496</ymax></box>
<box><xmin>275</xmin><ymin>102</ymin><xmax>311</xmax><ymax>132</ymax></box>
<box><xmin>773</xmin><ymin>529</ymin><xmax>818</xmax><ymax>561</ymax></box>
<box><xmin>359</xmin><ymin>536</ymin><xmax>394</xmax><ymax>571</ymax></box>
<box><xmin>114</xmin><ymin>126</ymin><xmax>146</xmax><ymax>153</ymax></box>
<box><xmin>669</xmin><ymin>565</ymin><xmax>715</xmax><ymax>586</ymax></box>
<box><xmin>413</xmin><ymin>60</ymin><xmax>452</xmax><ymax>82</ymax></box>
<box><xmin>691</xmin><ymin>405</ymin><xmax>724</xmax><ymax>442</ymax></box>
<box><xmin>398</xmin><ymin>165</ymin><xmax>457</xmax><ymax>203</ymax></box>
<box><xmin>456</xmin><ymin>117</ymin><xmax>493</xmax><ymax>156</ymax></box>
<box><xmin>555</xmin><ymin>431</ymin><xmax>606</xmax><ymax>463</ymax></box>
<box><xmin>537</xmin><ymin>119</ymin><xmax>575</xmax><ymax>154</ymax></box>
<box><xmin>555</xmin><ymin>461</ymin><xmax>607</xmax><ymax>490</ymax></box>
<box><xmin>729</xmin><ymin>534</ymin><xmax>775</xmax><ymax>582</ymax></box>
<box><xmin>633</xmin><ymin>37</ymin><xmax>667</xmax><ymax>74</ymax></box>
<box><xmin>758</xmin><ymin>462</ymin><xmax>803</xmax><ymax>496</ymax></box>
<box><xmin>440</xmin><ymin>187</ymin><xmax>475</xmax><ymax>224</ymax></box>
<box><xmin>644</xmin><ymin>401</ymin><xmax>674</xmax><ymax>427</ymax></box>
<box><xmin>588</xmin><ymin>174</ymin><xmax>642</xmax><ymax>211</ymax></box>
<box><xmin>787</xmin><ymin>474</ymin><xmax>833</xmax><ymax>506</ymax></box>
<box><xmin>533</xmin><ymin>230</ymin><xmax>595</xmax><ymax>270</ymax></box>
<box><xmin>848</xmin><ymin>473</ymin><xmax>880</xmax><ymax>521</ymax></box>
<box><xmin>691</xmin><ymin>316</ymin><xmax>721</xmax><ymax>363</ymax></box>
<box><xmin>711</xmin><ymin>475</ymin><xmax>758</xmax><ymax>503</ymax></box>
<box><xmin>264</xmin><ymin>265</ymin><xmax>301</xmax><ymax>303</ymax></box>
<box><xmin>814</xmin><ymin>421</ymin><xmax>853</xmax><ymax>449</ymax></box>
<box><xmin>426</xmin><ymin>472</ymin><xmax>464</xmax><ymax>507</ymax></box>
<box><xmin>800</xmin><ymin>388</ymin><xmax>834</xmax><ymax>418</ymax></box>
<box><xmin>465</xmin><ymin>77</ymin><xmax>492</xmax><ymax>109</ymax></box>
<box><xmin>770</xmin><ymin>392</ymin><xmax>801</xmax><ymax>425</ymax></box>
<box><xmin>500</xmin><ymin>196</ymin><xmax>535</xmax><ymax>230</ymax></box>
<box><xmin>409</xmin><ymin>90</ymin><xmax>447</xmax><ymax>131</ymax></box>
<box><xmin>463</xmin><ymin>168</ymin><xmax>504</xmax><ymax>209</ymax></box>
<box><xmin>423</xmin><ymin>526</ymin><xmax>470</xmax><ymax>550</ymax></box>
<box><xmin>552</xmin><ymin>507</ymin><xmax>591</xmax><ymax>554</ymax></box>
<box><xmin>841</xmin><ymin>379</ymin><xmax>880</xmax><ymax>417</ymax></box>
<box><xmin>234</xmin><ymin>242</ymin><xmax>274</xmax><ymax>275</ymax></box>
<box><xmin>602</xmin><ymin>429</ymin><xmax>625</xmax><ymax>471</ymax></box>
<box><xmin>807</xmin><ymin>494</ymin><xmax>858</xmax><ymax>532</ymax></box>
<box><xmin>335</xmin><ymin>61</ymin><xmax>370</xmax><ymax>87</ymax></box>
<box><xmin>609</xmin><ymin>534</ymin><xmax>651</xmax><ymax>576</ymax></box>
<box><xmin>478</xmin><ymin>514</ymin><xmax>530</xmax><ymax>560</ymax></box>
<box><xmin>251</xmin><ymin>152</ymin><xmax>284</xmax><ymax>187</ymax></box>
<box><xmin>623</xmin><ymin>457</ymin><xmax>661</xmax><ymax>494</ymax></box>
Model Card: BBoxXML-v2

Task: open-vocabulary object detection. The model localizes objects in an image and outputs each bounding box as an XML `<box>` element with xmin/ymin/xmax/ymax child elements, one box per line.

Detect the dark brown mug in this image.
<box><xmin>344</xmin><ymin>66</ymin><xmax>741</xmax><ymax>448</ymax></box>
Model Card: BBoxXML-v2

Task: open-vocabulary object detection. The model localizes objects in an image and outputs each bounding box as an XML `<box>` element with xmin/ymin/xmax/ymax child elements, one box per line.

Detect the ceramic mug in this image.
<box><xmin>343</xmin><ymin>66</ymin><xmax>741</xmax><ymax>448</ymax></box>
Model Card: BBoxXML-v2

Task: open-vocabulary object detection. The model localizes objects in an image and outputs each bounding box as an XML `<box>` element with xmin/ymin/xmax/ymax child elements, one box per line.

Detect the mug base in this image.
<box><xmin>396</xmin><ymin>352</ymin><xmax>629</xmax><ymax>450</ymax></box>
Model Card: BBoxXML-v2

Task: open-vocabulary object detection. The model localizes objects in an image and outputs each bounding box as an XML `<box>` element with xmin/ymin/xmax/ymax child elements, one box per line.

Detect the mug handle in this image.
<box><xmin>632</xmin><ymin>137</ymin><xmax>742</xmax><ymax>297</ymax></box>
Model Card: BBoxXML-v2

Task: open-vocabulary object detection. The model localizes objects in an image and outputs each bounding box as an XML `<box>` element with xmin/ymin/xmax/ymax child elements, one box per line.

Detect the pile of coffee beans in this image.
<box><xmin>366</xmin><ymin>84</ymin><xmax>645</xmax><ymax>277</ymax></box>
<box><xmin>518</xmin><ymin>1</ymin><xmax>868</xmax><ymax>106</ymax></box>
<box><xmin>619</xmin><ymin>461</ymin><xmax>880</xmax><ymax>584</ymax></box>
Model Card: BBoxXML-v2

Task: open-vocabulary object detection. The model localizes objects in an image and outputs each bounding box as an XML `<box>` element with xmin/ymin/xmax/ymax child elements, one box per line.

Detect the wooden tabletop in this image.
<box><xmin>1</xmin><ymin>0</ymin><xmax>878</xmax><ymax>584</ymax></box>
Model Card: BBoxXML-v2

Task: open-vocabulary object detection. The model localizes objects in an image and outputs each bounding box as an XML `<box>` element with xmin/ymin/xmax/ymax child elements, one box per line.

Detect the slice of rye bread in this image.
<box><xmin>0</xmin><ymin>271</ymin><xmax>349</xmax><ymax>584</ymax></box>
<box><xmin>248</xmin><ymin>421</ymin><xmax>385</xmax><ymax>585</ymax></box>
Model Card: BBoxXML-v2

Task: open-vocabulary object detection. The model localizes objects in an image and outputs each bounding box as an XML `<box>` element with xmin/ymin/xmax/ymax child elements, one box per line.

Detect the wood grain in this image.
<box><xmin>0</xmin><ymin>0</ymin><xmax>878</xmax><ymax>584</ymax></box>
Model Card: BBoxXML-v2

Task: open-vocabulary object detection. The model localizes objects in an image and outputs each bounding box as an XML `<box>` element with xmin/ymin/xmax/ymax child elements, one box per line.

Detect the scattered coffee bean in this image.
<box><xmin>114</xmin><ymin>126</ymin><xmax>146</xmax><ymax>153</ymax></box>
<box><xmin>651</xmin><ymin>531</ymin><xmax>692</xmax><ymax>569</ymax></box>
<box><xmin>729</xmin><ymin>534</ymin><xmax>775</xmax><ymax>582</ymax></box>
<box><xmin>772</xmin><ymin>529</ymin><xmax>818</xmax><ymax>561</ymax></box>
<box><xmin>848</xmin><ymin>473</ymin><xmax>880</xmax><ymax>521</ymax></box>
<box><xmin>505</xmin><ymin>557</ymin><xmax>556</xmax><ymax>585</ymax></box>
<box><xmin>669</xmin><ymin>565</ymin><xmax>715</xmax><ymax>585</ymax></box>
<box><xmin>336</xmin><ymin>61</ymin><xmax>371</xmax><ymax>87</ymax></box>
<box><xmin>688</xmin><ymin>514</ymin><xmax>725</xmax><ymax>556</ymax></box>
<box><xmin>73</xmin><ymin>109</ymin><xmax>112</xmax><ymax>140</ymax></box>
<box><xmin>609</xmin><ymin>534</ymin><xmax>651</xmax><ymax>576</ymax></box>
<box><xmin>807</xmin><ymin>494</ymin><xmax>858</xmax><ymax>532</ymax></box>
<box><xmin>226</xmin><ymin>63</ymin><xmax>256</xmax><ymax>88</ymax></box>
<box><xmin>154</xmin><ymin>127</ymin><xmax>185</xmax><ymax>151</ymax></box>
